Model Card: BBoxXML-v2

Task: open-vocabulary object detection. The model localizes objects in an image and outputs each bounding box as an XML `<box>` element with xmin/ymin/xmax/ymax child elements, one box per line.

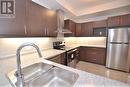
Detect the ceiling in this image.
<box><xmin>33</xmin><ymin>0</ymin><xmax>130</xmax><ymax>23</ymax></box>
<box><xmin>64</xmin><ymin>0</ymin><xmax>115</xmax><ymax>11</ymax></box>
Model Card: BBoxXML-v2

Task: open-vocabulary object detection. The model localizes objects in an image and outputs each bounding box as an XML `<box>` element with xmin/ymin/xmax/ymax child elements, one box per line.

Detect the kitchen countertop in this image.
<box><xmin>64</xmin><ymin>44</ymin><xmax>106</xmax><ymax>51</ymax></box>
<box><xmin>1</xmin><ymin>44</ymin><xmax>109</xmax><ymax>87</ymax></box>
<box><xmin>36</xmin><ymin>44</ymin><xmax>106</xmax><ymax>60</ymax></box>
<box><xmin>7</xmin><ymin>59</ymin><xmax>129</xmax><ymax>87</ymax></box>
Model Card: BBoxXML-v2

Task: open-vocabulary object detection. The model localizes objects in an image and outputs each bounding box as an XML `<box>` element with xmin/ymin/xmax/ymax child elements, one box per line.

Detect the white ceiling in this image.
<box><xmin>64</xmin><ymin>0</ymin><xmax>115</xmax><ymax>11</ymax></box>
<box><xmin>33</xmin><ymin>0</ymin><xmax>130</xmax><ymax>23</ymax></box>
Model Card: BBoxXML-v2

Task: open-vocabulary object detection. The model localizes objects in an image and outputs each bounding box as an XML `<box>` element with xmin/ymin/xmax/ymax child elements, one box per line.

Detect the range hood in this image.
<box><xmin>55</xmin><ymin>9</ymin><xmax>72</xmax><ymax>34</ymax></box>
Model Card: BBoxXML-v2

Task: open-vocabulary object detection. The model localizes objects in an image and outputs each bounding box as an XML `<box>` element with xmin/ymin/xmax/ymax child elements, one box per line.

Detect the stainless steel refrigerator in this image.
<box><xmin>106</xmin><ymin>28</ymin><xmax>130</xmax><ymax>72</ymax></box>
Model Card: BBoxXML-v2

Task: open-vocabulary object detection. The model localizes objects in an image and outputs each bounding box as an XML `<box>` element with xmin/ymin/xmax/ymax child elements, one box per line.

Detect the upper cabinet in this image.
<box><xmin>0</xmin><ymin>0</ymin><xmax>26</xmax><ymax>36</ymax></box>
<box><xmin>0</xmin><ymin>0</ymin><xmax>129</xmax><ymax>38</ymax></box>
<box><xmin>27</xmin><ymin>1</ymin><xmax>46</xmax><ymax>37</ymax></box>
<box><xmin>93</xmin><ymin>20</ymin><xmax>107</xmax><ymax>37</ymax></box>
<box><xmin>81</xmin><ymin>22</ymin><xmax>93</xmax><ymax>37</ymax></box>
<box><xmin>75</xmin><ymin>23</ymin><xmax>81</xmax><ymax>37</ymax></box>
<box><xmin>64</xmin><ymin>19</ymin><xmax>76</xmax><ymax>37</ymax></box>
<box><xmin>93</xmin><ymin>20</ymin><xmax>107</xmax><ymax>28</ymax></box>
<box><xmin>108</xmin><ymin>14</ymin><xmax>130</xmax><ymax>28</ymax></box>
<box><xmin>27</xmin><ymin>1</ymin><xmax>57</xmax><ymax>37</ymax></box>
<box><xmin>0</xmin><ymin>0</ymin><xmax>57</xmax><ymax>37</ymax></box>
<box><xmin>120</xmin><ymin>14</ymin><xmax>130</xmax><ymax>27</ymax></box>
<box><xmin>45</xmin><ymin>9</ymin><xmax>57</xmax><ymax>37</ymax></box>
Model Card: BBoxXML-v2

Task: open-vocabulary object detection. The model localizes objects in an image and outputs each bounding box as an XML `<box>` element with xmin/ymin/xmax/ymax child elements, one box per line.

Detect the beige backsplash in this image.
<box><xmin>0</xmin><ymin>37</ymin><xmax>106</xmax><ymax>59</ymax></box>
<box><xmin>75</xmin><ymin>37</ymin><xmax>106</xmax><ymax>45</ymax></box>
<box><xmin>0</xmin><ymin>37</ymin><xmax>106</xmax><ymax>74</ymax></box>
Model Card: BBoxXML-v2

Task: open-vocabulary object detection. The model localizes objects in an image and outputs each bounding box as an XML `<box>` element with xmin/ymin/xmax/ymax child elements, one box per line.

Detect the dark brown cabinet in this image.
<box><xmin>75</xmin><ymin>23</ymin><xmax>81</xmax><ymax>37</ymax></box>
<box><xmin>108</xmin><ymin>14</ymin><xmax>130</xmax><ymax>27</ymax></box>
<box><xmin>27</xmin><ymin>1</ymin><xmax>46</xmax><ymax>37</ymax></box>
<box><xmin>0</xmin><ymin>0</ymin><xmax>57</xmax><ymax>37</ymax></box>
<box><xmin>27</xmin><ymin>1</ymin><xmax>57</xmax><ymax>37</ymax></box>
<box><xmin>93</xmin><ymin>20</ymin><xmax>107</xmax><ymax>36</ymax></box>
<box><xmin>93</xmin><ymin>20</ymin><xmax>107</xmax><ymax>28</ymax></box>
<box><xmin>80</xmin><ymin>47</ymin><xmax>106</xmax><ymax>65</ymax></box>
<box><xmin>48</xmin><ymin>53</ymin><xmax>65</xmax><ymax>65</ymax></box>
<box><xmin>81</xmin><ymin>22</ymin><xmax>93</xmax><ymax>37</ymax></box>
<box><xmin>0</xmin><ymin>0</ymin><xmax>26</xmax><ymax>36</ymax></box>
<box><xmin>120</xmin><ymin>14</ymin><xmax>130</xmax><ymax>27</ymax></box>
<box><xmin>45</xmin><ymin>9</ymin><xmax>57</xmax><ymax>37</ymax></box>
<box><xmin>64</xmin><ymin>19</ymin><xmax>76</xmax><ymax>36</ymax></box>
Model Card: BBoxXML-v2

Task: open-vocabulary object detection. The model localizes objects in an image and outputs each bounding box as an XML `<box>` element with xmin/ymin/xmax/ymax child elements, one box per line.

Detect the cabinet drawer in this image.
<box><xmin>86</xmin><ymin>53</ymin><xmax>105</xmax><ymax>65</ymax></box>
<box><xmin>86</xmin><ymin>47</ymin><xmax>105</xmax><ymax>54</ymax></box>
<box><xmin>80</xmin><ymin>47</ymin><xmax>106</xmax><ymax>65</ymax></box>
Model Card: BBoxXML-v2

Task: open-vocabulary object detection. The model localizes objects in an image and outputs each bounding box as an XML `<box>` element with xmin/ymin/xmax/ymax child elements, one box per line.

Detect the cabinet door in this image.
<box><xmin>27</xmin><ymin>1</ymin><xmax>45</xmax><ymax>37</ymax></box>
<box><xmin>108</xmin><ymin>16</ymin><xmax>120</xmax><ymax>27</ymax></box>
<box><xmin>81</xmin><ymin>23</ymin><xmax>86</xmax><ymax>37</ymax></box>
<box><xmin>80</xmin><ymin>47</ymin><xmax>106</xmax><ymax>65</ymax></box>
<box><xmin>48</xmin><ymin>54</ymin><xmax>65</xmax><ymax>65</ymax></box>
<box><xmin>81</xmin><ymin>22</ymin><xmax>93</xmax><ymax>37</ymax></box>
<box><xmin>49</xmin><ymin>55</ymin><xmax>62</xmax><ymax>64</ymax></box>
<box><xmin>64</xmin><ymin>20</ymin><xmax>76</xmax><ymax>37</ymax></box>
<box><xmin>45</xmin><ymin>10</ymin><xmax>57</xmax><ymax>37</ymax></box>
<box><xmin>75</xmin><ymin>23</ymin><xmax>81</xmax><ymax>37</ymax></box>
<box><xmin>79</xmin><ymin>47</ymin><xmax>87</xmax><ymax>61</ymax></box>
<box><xmin>61</xmin><ymin>53</ymin><xmax>66</xmax><ymax>65</ymax></box>
<box><xmin>70</xmin><ymin>20</ymin><xmax>76</xmax><ymax>36</ymax></box>
<box><xmin>93</xmin><ymin>20</ymin><xmax>107</xmax><ymax>28</ymax></box>
<box><xmin>85</xmin><ymin>47</ymin><xmax>106</xmax><ymax>65</ymax></box>
<box><xmin>120</xmin><ymin>14</ymin><xmax>130</xmax><ymax>26</ymax></box>
<box><xmin>0</xmin><ymin>0</ymin><xmax>26</xmax><ymax>36</ymax></box>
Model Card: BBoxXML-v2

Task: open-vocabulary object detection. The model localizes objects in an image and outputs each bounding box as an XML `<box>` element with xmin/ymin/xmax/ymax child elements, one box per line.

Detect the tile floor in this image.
<box><xmin>76</xmin><ymin>61</ymin><xmax>130</xmax><ymax>83</ymax></box>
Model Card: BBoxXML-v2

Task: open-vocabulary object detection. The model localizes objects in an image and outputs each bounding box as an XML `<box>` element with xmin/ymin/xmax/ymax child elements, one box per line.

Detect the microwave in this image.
<box><xmin>93</xmin><ymin>28</ymin><xmax>107</xmax><ymax>36</ymax></box>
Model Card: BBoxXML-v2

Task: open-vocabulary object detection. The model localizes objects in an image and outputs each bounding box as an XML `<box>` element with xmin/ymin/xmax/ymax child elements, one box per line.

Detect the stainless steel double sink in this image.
<box><xmin>9</xmin><ymin>62</ymin><xmax>79</xmax><ymax>87</ymax></box>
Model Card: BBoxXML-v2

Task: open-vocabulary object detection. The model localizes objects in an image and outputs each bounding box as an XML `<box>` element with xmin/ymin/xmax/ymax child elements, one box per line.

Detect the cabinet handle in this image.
<box><xmin>93</xmin><ymin>58</ymin><xmax>97</xmax><ymax>60</ymax></box>
<box><xmin>24</xmin><ymin>25</ymin><xmax>27</xmax><ymax>34</ymax></box>
<box><xmin>91</xmin><ymin>52</ymin><xmax>97</xmax><ymax>54</ymax></box>
<box><xmin>46</xmin><ymin>27</ymin><xmax>48</xmax><ymax>36</ymax></box>
<box><xmin>44</xmin><ymin>28</ymin><xmax>46</xmax><ymax>35</ymax></box>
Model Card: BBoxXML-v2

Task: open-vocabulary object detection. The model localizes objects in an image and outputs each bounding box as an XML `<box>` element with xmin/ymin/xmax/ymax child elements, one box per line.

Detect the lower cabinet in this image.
<box><xmin>80</xmin><ymin>46</ymin><xmax>106</xmax><ymax>65</ymax></box>
<box><xmin>48</xmin><ymin>53</ymin><xmax>65</xmax><ymax>65</ymax></box>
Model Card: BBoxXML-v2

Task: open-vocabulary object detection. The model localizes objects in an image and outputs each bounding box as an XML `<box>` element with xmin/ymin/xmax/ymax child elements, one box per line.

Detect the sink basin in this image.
<box><xmin>20</xmin><ymin>62</ymin><xmax>53</xmax><ymax>82</ymax></box>
<box><xmin>28</xmin><ymin>67</ymin><xmax>78</xmax><ymax>87</ymax></box>
<box><xmin>9</xmin><ymin>62</ymin><xmax>78</xmax><ymax>87</ymax></box>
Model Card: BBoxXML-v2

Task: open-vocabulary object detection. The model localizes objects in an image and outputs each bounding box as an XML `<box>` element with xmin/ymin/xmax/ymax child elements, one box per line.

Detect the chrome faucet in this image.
<box><xmin>16</xmin><ymin>43</ymin><xmax>42</xmax><ymax>87</ymax></box>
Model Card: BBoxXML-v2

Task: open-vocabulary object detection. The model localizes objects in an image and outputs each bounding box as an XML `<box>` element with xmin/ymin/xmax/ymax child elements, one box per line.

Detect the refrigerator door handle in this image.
<box><xmin>109</xmin><ymin>42</ymin><xmax>129</xmax><ymax>44</ymax></box>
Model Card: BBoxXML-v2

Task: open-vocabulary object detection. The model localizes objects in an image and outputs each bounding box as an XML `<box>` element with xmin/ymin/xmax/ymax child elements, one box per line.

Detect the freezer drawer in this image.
<box><xmin>108</xmin><ymin>28</ymin><xmax>130</xmax><ymax>43</ymax></box>
<box><xmin>106</xmin><ymin>44</ymin><xmax>129</xmax><ymax>72</ymax></box>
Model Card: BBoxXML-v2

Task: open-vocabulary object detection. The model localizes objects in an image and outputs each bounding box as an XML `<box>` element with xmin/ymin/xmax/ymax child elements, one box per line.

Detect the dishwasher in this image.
<box><xmin>66</xmin><ymin>48</ymin><xmax>78</xmax><ymax>68</ymax></box>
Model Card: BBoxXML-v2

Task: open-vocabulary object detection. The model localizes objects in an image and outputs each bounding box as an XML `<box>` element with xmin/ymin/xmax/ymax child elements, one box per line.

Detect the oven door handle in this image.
<box><xmin>67</xmin><ymin>49</ymin><xmax>77</xmax><ymax>54</ymax></box>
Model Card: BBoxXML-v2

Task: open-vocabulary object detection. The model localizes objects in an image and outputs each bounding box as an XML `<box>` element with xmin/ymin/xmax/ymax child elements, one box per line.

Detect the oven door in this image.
<box><xmin>67</xmin><ymin>49</ymin><xmax>77</xmax><ymax>67</ymax></box>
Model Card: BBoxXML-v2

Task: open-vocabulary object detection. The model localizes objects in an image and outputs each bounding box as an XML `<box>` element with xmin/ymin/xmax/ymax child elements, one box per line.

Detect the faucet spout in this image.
<box><xmin>16</xmin><ymin>43</ymin><xmax>42</xmax><ymax>87</ymax></box>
